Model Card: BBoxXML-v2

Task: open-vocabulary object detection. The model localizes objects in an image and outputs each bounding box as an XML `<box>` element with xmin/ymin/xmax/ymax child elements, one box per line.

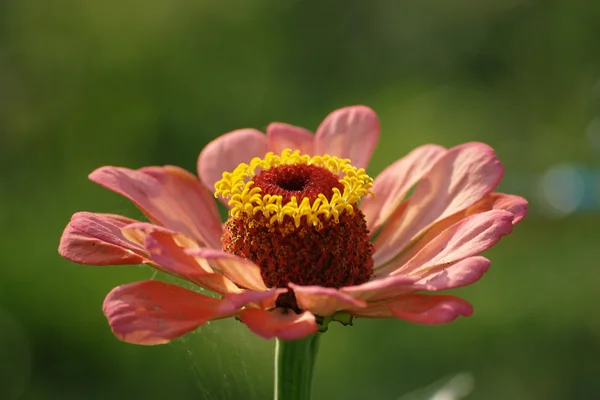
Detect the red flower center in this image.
<box><xmin>222</xmin><ymin>164</ymin><xmax>374</xmax><ymax>312</ymax></box>
<box><xmin>251</xmin><ymin>164</ymin><xmax>345</xmax><ymax>203</ymax></box>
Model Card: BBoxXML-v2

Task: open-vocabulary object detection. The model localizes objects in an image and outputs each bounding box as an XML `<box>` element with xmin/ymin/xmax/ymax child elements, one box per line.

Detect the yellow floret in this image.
<box><xmin>214</xmin><ymin>149</ymin><xmax>374</xmax><ymax>227</ymax></box>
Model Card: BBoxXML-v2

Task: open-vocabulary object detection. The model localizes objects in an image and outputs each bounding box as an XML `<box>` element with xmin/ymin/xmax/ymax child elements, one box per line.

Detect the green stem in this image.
<box><xmin>274</xmin><ymin>333</ymin><xmax>321</xmax><ymax>400</ymax></box>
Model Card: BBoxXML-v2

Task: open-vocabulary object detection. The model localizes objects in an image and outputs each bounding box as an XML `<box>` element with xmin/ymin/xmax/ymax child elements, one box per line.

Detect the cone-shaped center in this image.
<box><xmin>222</xmin><ymin>163</ymin><xmax>374</xmax><ymax>311</ymax></box>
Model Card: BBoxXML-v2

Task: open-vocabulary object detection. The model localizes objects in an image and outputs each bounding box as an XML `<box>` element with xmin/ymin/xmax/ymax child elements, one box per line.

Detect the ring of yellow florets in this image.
<box><xmin>214</xmin><ymin>149</ymin><xmax>374</xmax><ymax>227</ymax></box>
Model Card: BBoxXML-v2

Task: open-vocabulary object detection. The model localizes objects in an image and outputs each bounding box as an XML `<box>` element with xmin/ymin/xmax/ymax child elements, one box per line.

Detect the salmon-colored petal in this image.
<box><xmin>361</xmin><ymin>145</ymin><xmax>446</xmax><ymax>234</ymax></box>
<box><xmin>145</xmin><ymin>232</ymin><xmax>207</xmax><ymax>276</ymax></box>
<box><xmin>197</xmin><ymin>128</ymin><xmax>269</xmax><ymax>199</ymax></box>
<box><xmin>340</xmin><ymin>275</ymin><xmax>417</xmax><ymax>301</ymax></box>
<box><xmin>122</xmin><ymin>222</ymin><xmax>197</xmax><ymax>249</ymax></box>
<box><xmin>185</xmin><ymin>248</ymin><xmax>268</xmax><ymax>292</ymax></box>
<box><xmin>417</xmin><ymin>193</ymin><xmax>527</xmax><ymax>239</ymax></box>
<box><xmin>289</xmin><ymin>284</ymin><xmax>366</xmax><ymax>316</ymax></box>
<box><xmin>373</xmin><ymin>142</ymin><xmax>504</xmax><ymax>266</ymax></box>
<box><xmin>464</xmin><ymin>192</ymin><xmax>528</xmax><ymax>225</ymax></box>
<box><xmin>267</xmin><ymin>122</ymin><xmax>314</xmax><ymax>155</ymax></box>
<box><xmin>347</xmin><ymin>302</ymin><xmax>394</xmax><ymax>318</ymax></box>
<box><xmin>368</xmin><ymin>257</ymin><xmax>491</xmax><ymax>303</ymax></box>
<box><xmin>218</xmin><ymin>288</ymin><xmax>288</xmax><ymax>314</ymax></box>
<box><xmin>124</xmin><ymin>223</ymin><xmax>207</xmax><ymax>272</ymax></box>
<box><xmin>103</xmin><ymin>280</ymin><xmax>223</xmax><ymax>345</ymax></box>
<box><xmin>374</xmin><ymin>194</ymin><xmax>526</xmax><ymax>276</ymax></box>
<box><xmin>387</xmin><ymin>294</ymin><xmax>473</xmax><ymax>324</ymax></box>
<box><xmin>121</xmin><ymin>223</ymin><xmax>241</xmax><ymax>295</ymax></box>
<box><xmin>240</xmin><ymin>308</ymin><xmax>318</xmax><ymax>340</ymax></box>
<box><xmin>128</xmin><ymin>225</ymin><xmax>242</xmax><ymax>296</ymax></box>
<box><xmin>378</xmin><ymin>210</ymin><xmax>513</xmax><ymax>277</ymax></box>
<box><xmin>414</xmin><ymin>256</ymin><xmax>491</xmax><ymax>292</ymax></box>
<box><xmin>89</xmin><ymin>165</ymin><xmax>222</xmax><ymax>248</ymax></box>
<box><xmin>58</xmin><ymin>212</ymin><xmax>147</xmax><ymax>265</ymax></box>
<box><xmin>314</xmin><ymin>105</ymin><xmax>379</xmax><ymax>169</ymax></box>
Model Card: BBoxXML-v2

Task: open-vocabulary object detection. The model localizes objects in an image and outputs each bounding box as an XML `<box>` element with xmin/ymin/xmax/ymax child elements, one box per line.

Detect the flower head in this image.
<box><xmin>59</xmin><ymin>105</ymin><xmax>527</xmax><ymax>344</ymax></box>
<box><xmin>217</xmin><ymin>149</ymin><xmax>375</xmax><ymax>311</ymax></box>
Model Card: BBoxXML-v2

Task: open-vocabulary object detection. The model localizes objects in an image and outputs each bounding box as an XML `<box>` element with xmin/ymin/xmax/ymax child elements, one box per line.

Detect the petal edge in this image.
<box><xmin>103</xmin><ymin>281</ymin><xmax>223</xmax><ymax>345</ymax></box>
<box><xmin>387</xmin><ymin>294</ymin><xmax>473</xmax><ymax>325</ymax></box>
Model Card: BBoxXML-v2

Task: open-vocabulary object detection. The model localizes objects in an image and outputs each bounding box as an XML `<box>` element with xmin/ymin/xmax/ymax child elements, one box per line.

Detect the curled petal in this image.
<box><xmin>185</xmin><ymin>248</ymin><xmax>268</xmax><ymax>292</ymax></box>
<box><xmin>374</xmin><ymin>194</ymin><xmax>524</xmax><ymax>277</ymax></box>
<box><xmin>341</xmin><ymin>275</ymin><xmax>417</xmax><ymax>302</ymax></box>
<box><xmin>89</xmin><ymin>165</ymin><xmax>222</xmax><ymax>248</ymax></box>
<box><xmin>361</xmin><ymin>145</ymin><xmax>446</xmax><ymax>234</ymax></box>
<box><xmin>387</xmin><ymin>294</ymin><xmax>473</xmax><ymax>324</ymax></box>
<box><xmin>374</xmin><ymin>142</ymin><xmax>505</xmax><ymax>266</ymax></box>
<box><xmin>464</xmin><ymin>192</ymin><xmax>528</xmax><ymax>225</ymax></box>
<box><xmin>240</xmin><ymin>308</ymin><xmax>318</xmax><ymax>341</ymax></box>
<box><xmin>59</xmin><ymin>212</ymin><xmax>146</xmax><ymax>265</ymax></box>
<box><xmin>145</xmin><ymin>231</ymin><xmax>207</xmax><ymax>276</ymax></box>
<box><xmin>379</xmin><ymin>209</ymin><xmax>513</xmax><ymax>277</ymax></box>
<box><xmin>289</xmin><ymin>284</ymin><xmax>367</xmax><ymax>316</ymax></box>
<box><xmin>369</xmin><ymin>257</ymin><xmax>491</xmax><ymax>302</ymax></box>
<box><xmin>414</xmin><ymin>256</ymin><xmax>491</xmax><ymax>292</ymax></box>
<box><xmin>103</xmin><ymin>280</ymin><xmax>223</xmax><ymax>345</ymax></box>
<box><xmin>347</xmin><ymin>302</ymin><xmax>394</xmax><ymax>318</ymax></box>
<box><xmin>267</xmin><ymin>122</ymin><xmax>314</xmax><ymax>155</ymax></box>
<box><xmin>124</xmin><ymin>224</ymin><xmax>242</xmax><ymax>295</ymax></box>
<box><xmin>123</xmin><ymin>222</ymin><xmax>199</xmax><ymax>252</ymax></box>
<box><xmin>219</xmin><ymin>288</ymin><xmax>288</xmax><ymax>314</ymax></box>
<box><xmin>197</xmin><ymin>128</ymin><xmax>269</xmax><ymax>199</ymax></box>
<box><xmin>314</xmin><ymin>105</ymin><xmax>379</xmax><ymax>169</ymax></box>
<box><xmin>416</xmin><ymin>193</ymin><xmax>528</xmax><ymax>241</ymax></box>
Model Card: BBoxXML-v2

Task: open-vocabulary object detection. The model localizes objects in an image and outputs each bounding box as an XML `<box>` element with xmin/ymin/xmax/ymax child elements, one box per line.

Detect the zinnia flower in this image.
<box><xmin>58</xmin><ymin>106</ymin><xmax>527</xmax><ymax>344</ymax></box>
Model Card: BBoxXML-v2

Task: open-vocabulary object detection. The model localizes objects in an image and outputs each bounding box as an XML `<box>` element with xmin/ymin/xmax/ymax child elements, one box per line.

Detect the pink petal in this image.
<box><xmin>387</xmin><ymin>294</ymin><xmax>473</xmax><ymax>324</ymax></box>
<box><xmin>360</xmin><ymin>145</ymin><xmax>446</xmax><ymax>234</ymax></box>
<box><xmin>122</xmin><ymin>222</ymin><xmax>199</xmax><ymax>251</ymax></box>
<box><xmin>374</xmin><ymin>194</ymin><xmax>525</xmax><ymax>277</ymax></box>
<box><xmin>103</xmin><ymin>280</ymin><xmax>223</xmax><ymax>345</ymax></box>
<box><xmin>185</xmin><ymin>248</ymin><xmax>268</xmax><ymax>292</ymax></box>
<box><xmin>347</xmin><ymin>302</ymin><xmax>394</xmax><ymax>318</ymax></box>
<box><xmin>340</xmin><ymin>275</ymin><xmax>418</xmax><ymax>301</ymax></box>
<box><xmin>125</xmin><ymin>224</ymin><xmax>242</xmax><ymax>296</ymax></box>
<box><xmin>378</xmin><ymin>209</ymin><xmax>513</xmax><ymax>277</ymax></box>
<box><xmin>465</xmin><ymin>192</ymin><xmax>528</xmax><ymax>225</ymax></box>
<box><xmin>89</xmin><ymin>165</ymin><xmax>222</xmax><ymax>249</ymax></box>
<box><xmin>145</xmin><ymin>234</ymin><xmax>207</xmax><ymax>277</ymax></box>
<box><xmin>289</xmin><ymin>284</ymin><xmax>367</xmax><ymax>316</ymax></box>
<box><xmin>373</xmin><ymin>142</ymin><xmax>504</xmax><ymax>266</ymax></box>
<box><xmin>58</xmin><ymin>212</ymin><xmax>147</xmax><ymax>265</ymax></box>
<box><xmin>267</xmin><ymin>122</ymin><xmax>314</xmax><ymax>155</ymax></box>
<box><xmin>240</xmin><ymin>308</ymin><xmax>318</xmax><ymax>340</ymax></box>
<box><xmin>314</xmin><ymin>105</ymin><xmax>380</xmax><ymax>169</ymax></box>
<box><xmin>218</xmin><ymin>288</ymin><xmax>288</xmax><ymax>314</ymax></box>
<box><xmin>414</xmin><ymin>256</ymin><xmax>491</xmax><ymax>292</ymax></box>
<box><xmin>197</xmin><ymin>128</ymin><xmax>269</xmax><ymax>197</ymax></box>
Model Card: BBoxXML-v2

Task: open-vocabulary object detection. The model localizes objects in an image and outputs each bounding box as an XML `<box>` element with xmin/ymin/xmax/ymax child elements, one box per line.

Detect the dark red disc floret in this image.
<box><xmin>222</xmin><ymin>164</ymin><xmax>374</xmax><ymax>312</ymax></box>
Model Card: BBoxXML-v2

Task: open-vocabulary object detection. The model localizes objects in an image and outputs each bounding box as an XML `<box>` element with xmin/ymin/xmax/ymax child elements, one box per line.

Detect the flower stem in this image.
<box><xmin>274</xmin><ymin>334</ymin><xmax>321</xmax><ymax>400</ymax></box>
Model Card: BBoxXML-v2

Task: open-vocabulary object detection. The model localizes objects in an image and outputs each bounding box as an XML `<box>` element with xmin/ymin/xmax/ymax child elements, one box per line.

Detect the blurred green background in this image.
<box><xmin>1</xmin><ymin>0</ymin><xmax>599</xmax><ymax>399</ymax></box>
